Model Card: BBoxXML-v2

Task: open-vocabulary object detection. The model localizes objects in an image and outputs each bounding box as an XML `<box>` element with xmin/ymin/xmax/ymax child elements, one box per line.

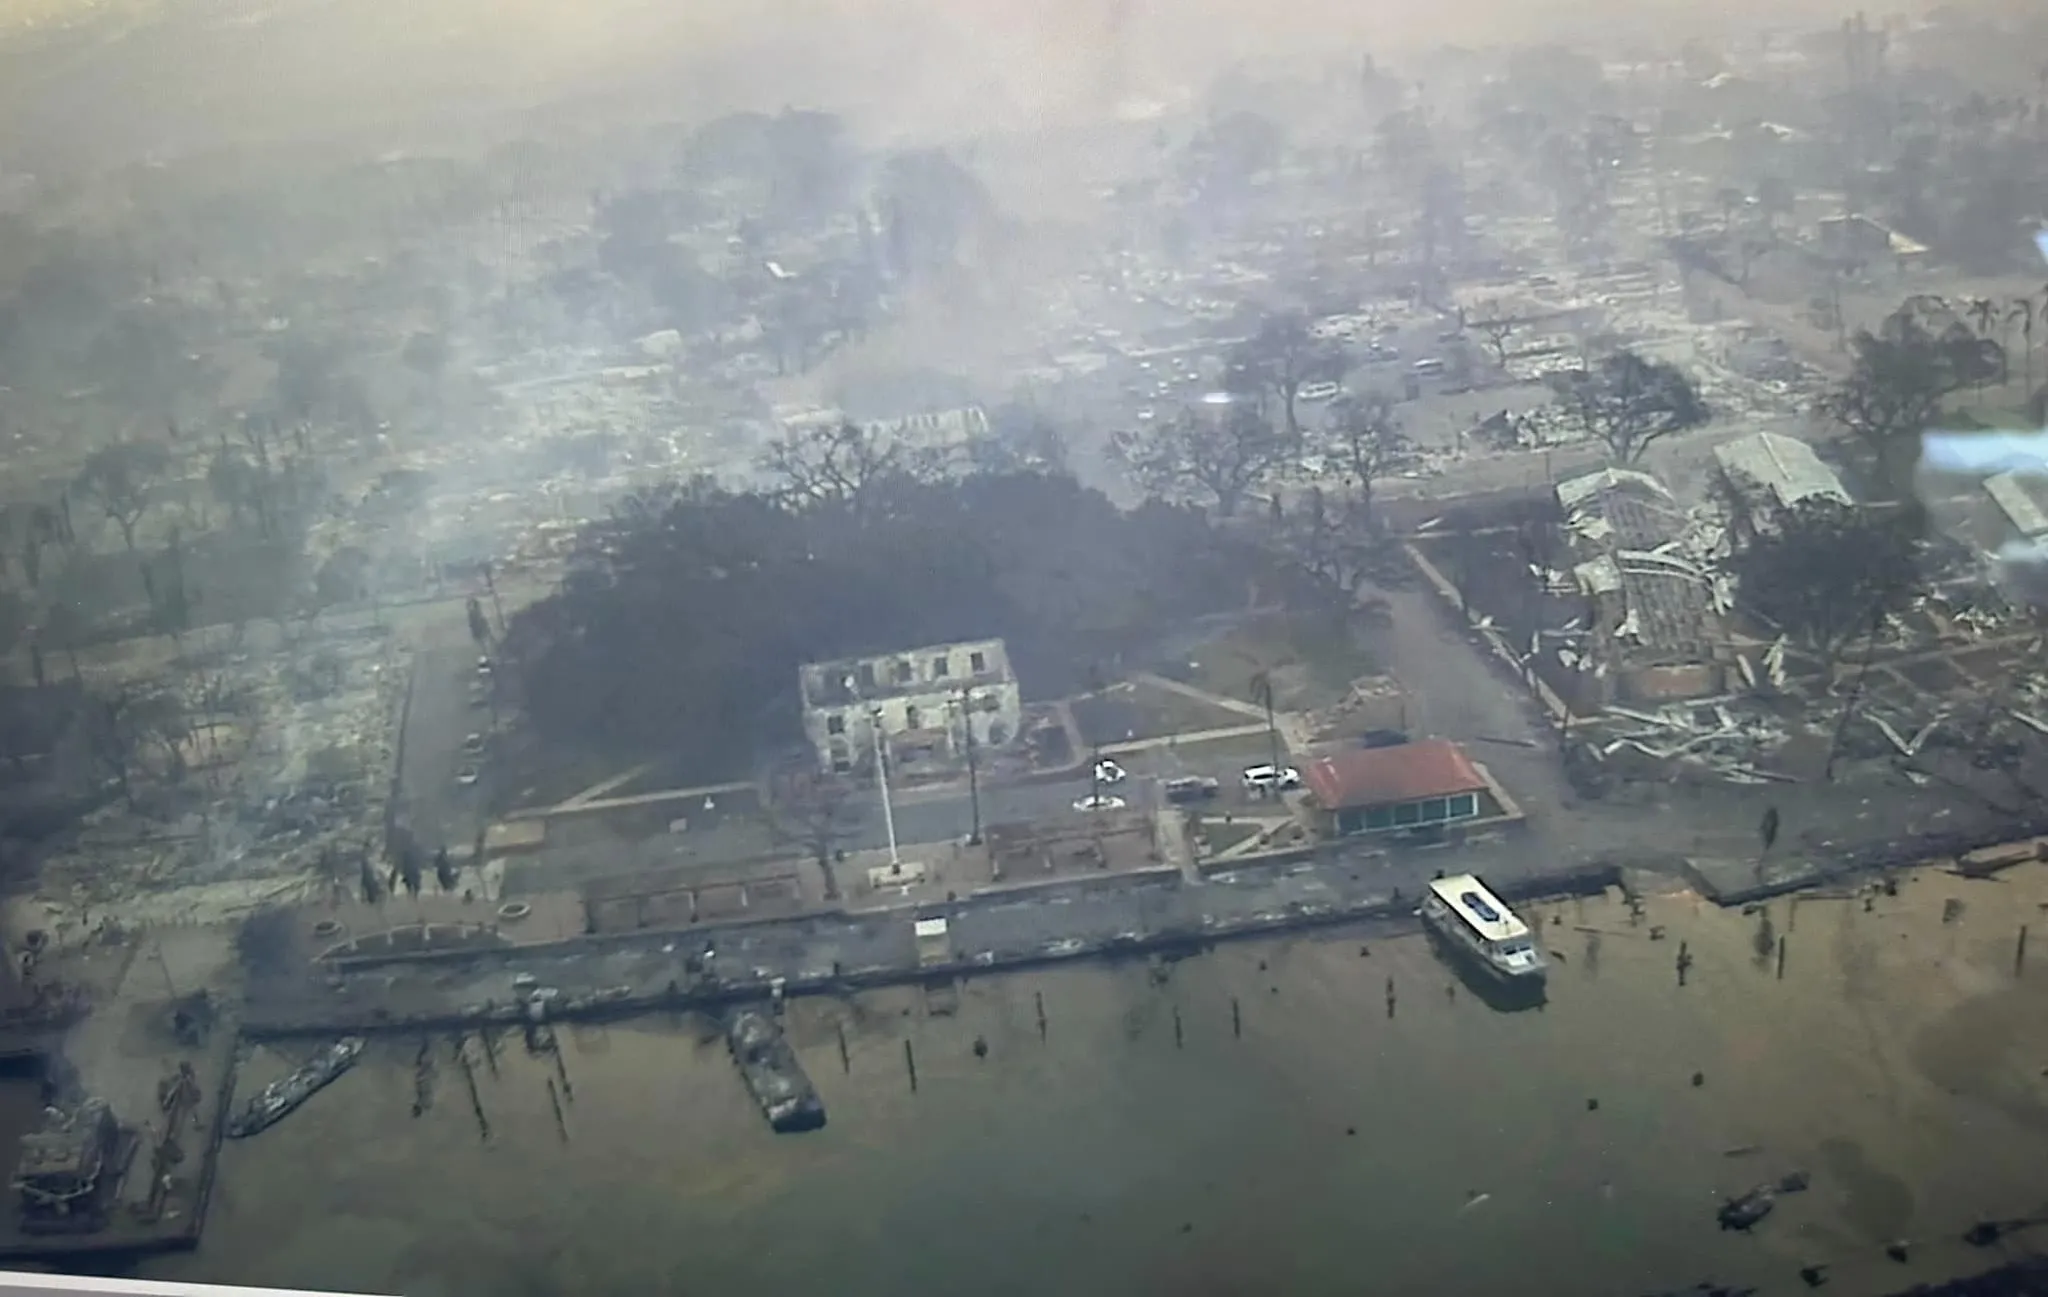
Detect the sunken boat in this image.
<box><xmin>725</xmin><ymin>1008</ymin><xmax>824</xmax><ymax>1133</ymax></box>
<box><xmin>227</xmin><ymin>1037</ymin><xmax>364</xmax><ymax>1139</ymax></box>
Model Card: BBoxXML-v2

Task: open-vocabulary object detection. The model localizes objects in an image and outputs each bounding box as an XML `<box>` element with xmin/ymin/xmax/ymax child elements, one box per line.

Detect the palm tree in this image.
<box><xmin>1967</xmin><ymin>298</ymin><xmax>2000</xmax><ymax>402</ymax></box>
<box><xmin>1966</xmin><ymin>296</ymin><xmax>1999</xmax><ymax>338</ymax></box>
<box><xmin>2011</xmin><ymin>298</ymin><xmax>2037</xmax><ymax>401</ymax></box>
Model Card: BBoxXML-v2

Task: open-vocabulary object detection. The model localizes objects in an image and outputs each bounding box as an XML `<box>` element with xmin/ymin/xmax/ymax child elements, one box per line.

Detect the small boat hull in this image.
<box><xmin>228</xmin><ymin>1038</ymin><xmax>364</xmax><ymax>1139</ymax></box>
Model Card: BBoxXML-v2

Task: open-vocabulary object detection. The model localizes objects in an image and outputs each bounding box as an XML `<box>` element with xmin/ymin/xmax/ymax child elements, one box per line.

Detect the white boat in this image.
<box><xmin>1418</xmin><ymin>874</ymin><xmax>1547</xmax><ymax>989</ymax></box>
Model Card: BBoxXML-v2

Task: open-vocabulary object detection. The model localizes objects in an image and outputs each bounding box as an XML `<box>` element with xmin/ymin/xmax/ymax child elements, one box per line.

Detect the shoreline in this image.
<box><xmin>242</xmin><ymin>801</ymin><xmax>2048</xmax><ymax>1042</ymax></box>
<box><xmin>243</xmin><ymin>861</ymin><xmax>1625</xmax><ymax>1039</ymax></box>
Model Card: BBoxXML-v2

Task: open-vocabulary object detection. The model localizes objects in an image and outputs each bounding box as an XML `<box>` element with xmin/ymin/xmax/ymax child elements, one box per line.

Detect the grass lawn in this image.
<box><xmin>1072</xmin><ymin>682</ymin><xmax>1249</xmax><ymax>745</ymax></box>
<box><xmin>1145</xmin><ymin>733</ymin><xmax>1279</xmax><ymax>771</ymax></box>
<box><xmin>1158</xmin><ymin>612</ymin><xmax>1378</xmax><ymax>712</ymax></box>
<box><xmin>1193</xmin><ymin>820</ymin><xmax>1265</xmax><ymax>857</ymax></box>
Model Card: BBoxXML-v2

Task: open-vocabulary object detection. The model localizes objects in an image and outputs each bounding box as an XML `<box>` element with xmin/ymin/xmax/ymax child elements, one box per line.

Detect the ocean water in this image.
<box><xmin>147</xmin><ymin>876</ymin><xmax>2048</xmax><ymax>1297</ymax></box>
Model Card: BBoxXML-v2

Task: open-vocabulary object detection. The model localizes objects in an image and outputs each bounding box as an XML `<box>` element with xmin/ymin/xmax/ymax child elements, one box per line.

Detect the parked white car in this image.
<box><xmin>1092</xmin><ymin>758</ymin><xmax>1128</xmax><ymax>785</ymax></box>
<box><xmin>1298</xmin><ymin>380</ymin><xmax>1342</xmax><ymax>403</ymax></box>
<box><xmin>1240</xmin><ymin>764</ymin><xmax>1301</xmax><ymax>792</ymax></box>
<box><xmin>1073</xmin><ymin>794</ymin><xmax>1128</xmax><ymax>812</ymax></box>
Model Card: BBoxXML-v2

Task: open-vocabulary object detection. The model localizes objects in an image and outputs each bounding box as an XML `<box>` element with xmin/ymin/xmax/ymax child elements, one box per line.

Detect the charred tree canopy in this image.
<box><xmin>1821</xmin><ymin>298</ymin><xmax>2005</xmax><ymax>494</ymax></box>
<box><xmin>1730</xmin><ymin>499</ymin><xmax>1922</xmax><ymax>666</ymax></box>
<box><xmin>503</xmin><ymin>472</ymin><xmax>1288</xmax><ymax>780</ymax></box>
<box><xmin>1547</xmin><ymin>348</ymin><xmax>1710</xmax><ymax>465</ymax></box>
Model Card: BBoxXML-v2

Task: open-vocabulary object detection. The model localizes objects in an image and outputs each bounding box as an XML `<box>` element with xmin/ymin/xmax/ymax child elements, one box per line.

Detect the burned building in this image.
<box><xmin>771</xmin><ymin>403</ymin><xmax>994</xmax><ymax>479</ymax></box>
<box><xmin>800</xmin><ymin>638</ymin><xmax>1024</xmax><ymax>774</ymax></box>
<box><xmin>0</xmin><ymin>683</ymin><xmax>114</xmax><ymax>841</ymax></box>
<box><xmin>1558</xmin><ymin>468</ymin><xmax>1728</xmax><ymax>706</ymax></box>
<box><xmin>1712</xmin><ymin>429</ymin><xmax>1852</xmax><ymax>543</ymax></box>
<box><xmin>13</xmin><ymin>1097</ymin><xmax>130</xmax><ymax>1234</ymax></box>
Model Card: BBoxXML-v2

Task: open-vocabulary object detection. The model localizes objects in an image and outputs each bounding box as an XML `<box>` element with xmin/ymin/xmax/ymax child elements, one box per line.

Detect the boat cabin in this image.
<box><xmin>1421</xmin><ymin>874</ymin><xmax>1545</xmax><ymax>979</ymax></box>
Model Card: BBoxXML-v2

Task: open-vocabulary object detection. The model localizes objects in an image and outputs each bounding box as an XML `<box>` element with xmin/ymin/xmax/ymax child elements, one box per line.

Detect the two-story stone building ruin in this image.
<box><xmin>799</xmin><ymin>638</ymin><xmax>1024</xmax><ymax>774</ymax></box>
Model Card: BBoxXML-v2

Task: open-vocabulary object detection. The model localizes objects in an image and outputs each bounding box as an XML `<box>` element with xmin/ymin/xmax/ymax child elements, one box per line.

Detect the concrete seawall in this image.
<box><xmin>243</xmin><ymin>862</ymin><xmax>1623</xmax><ymax>1040</ymax></box>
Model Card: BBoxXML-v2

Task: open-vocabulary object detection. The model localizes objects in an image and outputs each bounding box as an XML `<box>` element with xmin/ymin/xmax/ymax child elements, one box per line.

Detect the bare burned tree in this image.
<box><xmin>1275</xmin><ymin>486</ymin><xmax>1385</xmax><ymax>602</ymax></box>
<box><xmin>1730</xmin><ymin>499</ymin><xmax>1921</xmax><ymax>677</ymax></box>
<box><xmin>1112</xmin><ymin>404</ymin><xmax>1285</xmax><ymax>518</ymax></box>
<box><xmin>1547</xmin><ymin>349</ymin><xmax>1710</xmax><ymax>464</ymax></box>
<box><xmin>1820</xmin><ymin>298</ymin><xmax>2005</xmax><ymax>495</ymax></box>
<box><xmin>1327</xmin><ymin>393</ymin><xmax>1413</xmax><ymax>524</ymax></box>
<box><xmin>765</xmin><ymin>771</ymin><xmax>859</xmax><ymax>901</ymax></box>
<box><xmin>1227</xmin><ymin>313</ymin><xmax>1347</xmax><ymax>442</ymax></box>
<box><xmin>73</xmin><ymin>442</ymin><xmax>169</xmax><ymax>551</ymax></box>
<box><xmin>759</xmin><ymin>419</ymin><xmax>916</xmax><ymax>519</ymax></box>
<box><xmin>1472</xmin><ymin>304</ymin><xmax>1521</xmax><ymax>368</ymax></box>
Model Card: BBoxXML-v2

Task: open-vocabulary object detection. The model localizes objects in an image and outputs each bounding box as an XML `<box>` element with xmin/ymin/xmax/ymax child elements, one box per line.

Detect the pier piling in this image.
<box><xmin>2017</xmin><ymin>926</ymin><xmax>2029</xmax><ymax>977</ymax></box>
<box><xmin>837</xmin><ymin>1023</ymin><xmax>850</xmax><ymax>1074</ymax></box>
<box><xmin>1385</xmin><ymin>976</ymin><xmax>1396</xmax><ymax>1020</ymax></box>
<box><xmin>479</xmin><ymin>1028</ymin><xmax>500</xmax><ymax>1078</ymax></box>
<box><xmin>551</xmin><ymin>1039</ymin><xmax>574</xmax><ymax>1103</ymax></box>
<box><xmin>1173</xmin><ymin>1007</ymin><xmax>1183</xmax><ymax>1049</ymax></box>
<box><xmin>1231</xmin><ymin>997</ymin><xmax>1241</xmax><ymax>1039</ymax></box>
<box><xmin>452</xmin><ymin>1037</ymin><xmax>490</xmax><ymax>1142</ymax></box>
<box><xmin>411</xmin><ymin>1037</ymin><xmax>435</xmax><ymax>1118</ymax></box>
<box><xmin>1776</xmin><ymin>935</ymin><xmax>1787</xmax><ymax>981</ymax></box>
<box><xmin>546</xmin><ymin>1078</ymin><xmax>569</xmax><ymax>1142</ymax></box>
<box><xmin>904</xmin><ymin>1040</ymin><xmax>919</xmax><ymax>1094</ymax></box>
<box><xmin>1676</xmin><ymin>940</ymin><xmax>1692</xmax><ymax>988</ymax></box>
<box><xmin>1035</xmin><ymin>991</ymin><xmax>1047</xmax><ymax>1042</ymax></box>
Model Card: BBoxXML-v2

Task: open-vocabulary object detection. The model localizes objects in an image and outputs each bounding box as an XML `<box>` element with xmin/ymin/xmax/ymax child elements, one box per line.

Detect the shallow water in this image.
<box><xmin>149</xmin><ymin>872</ymin><xmax>2048</xmax><ymax>1297</ymax></box>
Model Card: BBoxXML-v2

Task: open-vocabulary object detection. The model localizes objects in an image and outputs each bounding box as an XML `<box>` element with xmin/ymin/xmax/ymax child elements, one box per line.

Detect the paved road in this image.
<box><xmin>246</xmin><ymin>840</ymin><xmax>1561</xmax><ymax>1033</ymax></box>
<box><xmin>834</xmin><ymin>737</ymin><xmax>1279</xmax><ymax>852</ymax></box>
<box><xmin>397</xmin><ymin>632</ymin><xmax>495</xmax><ymax>854</ymax></box>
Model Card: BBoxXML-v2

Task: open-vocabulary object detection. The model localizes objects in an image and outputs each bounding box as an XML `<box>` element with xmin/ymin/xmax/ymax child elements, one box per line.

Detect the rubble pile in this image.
<box><xmin>38</xmin><ymin>626</ymin><xmax>404</xmax><ymax>911</ymax></box>
<box><xmin>1303</xmin><ymin>675</ymin><xmax>1413</xmax><ymax>741</ymax></box>
<box><xmin>1582</xmin><ymin>700</ymin><xmax>1797</xmax><ymax>785</ymax></box>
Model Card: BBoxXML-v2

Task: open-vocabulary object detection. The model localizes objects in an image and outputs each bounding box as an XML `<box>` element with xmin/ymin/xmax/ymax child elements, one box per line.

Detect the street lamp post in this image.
<box><xmin>1252</xmin><ymin>671</ymin><xmax>1281</xmax><ymax>794</ymax></box>
<box><xmin>869</xmin><ymin>705</ymin><xmax>901</xmax><ymax>867</ymax></box>
<box><xmin>954</xmin><ymin>689</ymin><xmax>983</xmax><ymax>846</ymax></box>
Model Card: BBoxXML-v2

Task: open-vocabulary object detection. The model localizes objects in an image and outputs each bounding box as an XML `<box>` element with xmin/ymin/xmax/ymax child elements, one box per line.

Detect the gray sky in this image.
<box><xmin>0</xmin><ymin>0</ymin><xmax>1947</xmax><ymax>172</ymax></box>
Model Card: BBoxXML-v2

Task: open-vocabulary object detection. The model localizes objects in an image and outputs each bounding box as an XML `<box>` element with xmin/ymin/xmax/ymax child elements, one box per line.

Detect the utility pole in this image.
<box><xmin>1823</xmin><ymin>602</ymin><xmax>1890</xmax><ymax>783</ymax></box>
<box><xmin>956</xmin><ymin>688</ymin><xmax>983</xmax><ymax>845</ymax></box>
<box><xmin>480</xmin><ymin>562</ymin><xmax>506</xmax><ymax>635</ymax></box>
<box><xmin>1252</xmin><ymin>671</ymin><xmax>1281</xmax><ymax>793</ymax></box>
<box><xmin>870</xmin><ymin>705</ymin><xmax>901</xmax><ymax>867</ymax></box>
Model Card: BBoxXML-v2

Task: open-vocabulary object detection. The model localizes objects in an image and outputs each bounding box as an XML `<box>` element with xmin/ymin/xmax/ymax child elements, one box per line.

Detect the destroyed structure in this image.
<box><xmin>1712</xmin><ymin>429</ymin><xmax>1853</xmax><ymax>536</ymax></box>
<box><xmin>13</xmin><ymin>1098</ymin><xmax>130</xmax><ymax>1234</ymax></box>
<box><xmin>1979</xmin><ymin>468</ymin><xmax>2048</xmax><ymax>554</ymax></box>
<box><xmin>771</xmin><ymin>403</ymin><xmax>994</xmax><ymax>478</ymax></box>
<box><xmin>800</xmin><ymin>638</ymin><xmax>1023</xmax><ymax>774</ymax></box>
<box><xmin>1558</xmin><ymin>467</ymin><xmax>1729</xmax><ymax>705</ymax></box>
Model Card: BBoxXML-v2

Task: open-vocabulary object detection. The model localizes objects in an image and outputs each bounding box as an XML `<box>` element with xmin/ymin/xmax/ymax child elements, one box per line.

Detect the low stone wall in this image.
<box><xmin>1684</xmin><ymin>815</ymin><xmax>2048</xmax><ymax>906</ymax></box>
<box><xmin>244</xmin><ymin>863</ymin><xmax>1623</xmax><ymax>1041</ymax></box>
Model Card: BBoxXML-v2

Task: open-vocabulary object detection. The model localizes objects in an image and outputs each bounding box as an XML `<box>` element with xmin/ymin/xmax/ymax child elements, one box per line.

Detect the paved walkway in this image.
<box><xmin>506</xmin><ymin>780</ymin><xmax>756</xmax><ymax>821</ymax></box>
<box><xmin>1129</xmin><ymin>672</ymin><xmax>1269</xmax><ymax>721</ymax></box>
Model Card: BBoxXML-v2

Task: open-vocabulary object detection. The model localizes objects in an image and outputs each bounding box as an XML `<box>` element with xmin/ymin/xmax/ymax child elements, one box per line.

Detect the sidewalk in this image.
<box><xmin>1128</xmin><ymin>672</ymin><xmax>1268</xmax><ymax>722</ymax></box>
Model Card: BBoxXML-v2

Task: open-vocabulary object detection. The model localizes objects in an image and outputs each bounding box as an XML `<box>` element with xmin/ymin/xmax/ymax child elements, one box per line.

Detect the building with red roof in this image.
<box><xmin>1301</xmin><ymin>738</ymin><xmax>1494</xmax><ymax>838</ymax></box>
